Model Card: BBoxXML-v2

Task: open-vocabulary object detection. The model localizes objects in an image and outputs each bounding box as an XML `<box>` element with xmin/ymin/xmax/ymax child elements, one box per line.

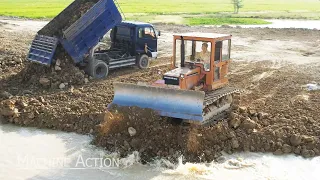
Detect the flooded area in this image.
<box><xmin>1</xmin><ymin>124</ymin><xmax>320</xmax><ymax>180</ymax></box>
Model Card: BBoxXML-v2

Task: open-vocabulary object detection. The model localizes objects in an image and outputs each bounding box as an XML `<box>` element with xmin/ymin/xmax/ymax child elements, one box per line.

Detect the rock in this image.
<box><xmin>27</xmin><ymin>112</ymin><xmax>35</xmax><ymax>119</ymax></box>
<box><xmin>89</xmin><ymin>129</ymin><xmax>94</xmax><ymax>134</ymax></box>
<box><xmin>258</xmin><ymin>112</ymin><xmax>269</xmax><ymax>120</ymax></box>
<box><xmin>294</xmin><ymin>146</ymin><xmax>301</xmax><ymax>154</ymax></box>
<box><xmin>59</xmin><ymin>83</ymin><xmax>66</xmax><ymax>89</ymax></box>
<box><xmin>123</xmin><ymin>140</ymin><xmax>131</xmax><ymax>150</ymax></box>
<box><xmin>313</xmin><ymin>148</ymin><xmax>320</xmax><ymax>155</ymax></box>
<box><xmin>250</xmin><ymin>146</ymin><xmax>256</xmax><ymax>151</ymax></box>
<box><xmin>290</xmin><ymin>134</ymin><xmax>302</xmax><ymax>146</ymax></box>
<box><xmin>251</xmin><ymin>116</ymin><xmax>259</xmax><ymax>122</ymax></box>
<box><xmin>130</xmin><ymin>138</ymin><xmax>141</xmax><ymax>149</ymax></box>
<box><xmin>22</xmin><ymin>90</ymin><xmax>33</xmax><ymax>95</ymax></box>
<box><xmin>1</xmin><ymin>107</ymin><xmax>18</xmax><ymax>117</ymax></box>
<box><xmin>301</xmin><ymin>148</ymin><xmax>311</xmax><ymax>158</ymax></box>
<box><xmin>84</xmin><ymin>78</ymin><xmax>89</xmax><ymax>84</ymax></box>
<box><xmin>0</xmin><ymin>91</ymin><xmax>13</xmax><ymax>99</ymax></box>
<box><xmin>301</xmin><ymin>135</ymin><xmax>314</xmax><ymax>143</ymax></box>
<box><xmin>39</xmin><ymin>78</ymin><xmax>51</xmax><ymax>87</ymax></box>
<box><xmin>282</xmin><ymin>144</ymin><xmax>292</xmax><ymax>154</ymax></box>
<box><xmin>231</xmin><ymin>138</ymin><xmax>239</xmax><ymax>149</ymax></box>
<box><xmin>55</xmin><ymin>65</ymin><xmax>62</xmax><ymax>71</ymax></box>
<box><xmin>14</xmin><ymin>58</ymin><xmax>23</xmax><ymax>64</ymax></box>
<box><xmin>239</xmin><ymin>106</ymin><xmax>247</xmax><ymax>113</ymax></box>
<box><xmin>16</xmin><ymin>100</ymin><xmax>28</xmax><ymax>108</ymax></box>
<box><xmin>273</xmin><ymin>149</ymin><xmax>283</xmax><ymax>155</ymax></box>
<box><xmin>248</xmin><ymin>109</ymin><xmax>257</xmax><ymax>116</ymax></box>
<box><xmin>55</xmin><ymin>59</ymin><xmax>61</xmax><ymax>66</ymax></box>
<box><xmin>241</xmin><ymin>117</ymin><xmax>257</xmax><ymax>130</ymax></box>
<box><xmin>37</xmin><ymin>96</ymin><xmax>46</xmax><ymax>103</ymax></box>
<box><xmin>229</xmin><ymin>118</ymin><xmax>241</xmax><ymax>129</ymax></box>
<box><xmin>128</xmin><ymin>127</ymin><xmax>137</xmax><ymax>137</ymax></box>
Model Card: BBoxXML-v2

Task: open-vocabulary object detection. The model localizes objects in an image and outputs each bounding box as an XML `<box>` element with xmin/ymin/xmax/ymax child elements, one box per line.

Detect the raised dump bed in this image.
<box><xmin>27</xmin><ymin>0</ymin><xmax>122</xmax><ymax>65</ymax></box>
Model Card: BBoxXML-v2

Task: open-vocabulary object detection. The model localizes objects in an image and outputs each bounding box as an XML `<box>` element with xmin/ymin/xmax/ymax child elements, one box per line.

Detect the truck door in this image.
<box><xmin>137</xmin><ymin>26</ymin><xmax>158</xmax><ymax>58</ymax></box>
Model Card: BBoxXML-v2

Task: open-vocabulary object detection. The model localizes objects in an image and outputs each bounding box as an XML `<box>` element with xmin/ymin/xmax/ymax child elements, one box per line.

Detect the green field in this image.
<box><xmin>0</xmin><ymin>0</ymin><xmax>320</xmax><ymax>25</ymax></box>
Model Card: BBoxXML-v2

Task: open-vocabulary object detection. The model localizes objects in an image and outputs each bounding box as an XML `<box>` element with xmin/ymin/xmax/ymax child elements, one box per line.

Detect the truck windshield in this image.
<box><xmin>175</xmin><ymin>39</ymin><xmax>212</xmax><ymax>71</ymax></box>
<box><xmin>138</xmin><ymin>27</ymin><xmax>156</xmax><ymax>39</ymax></box>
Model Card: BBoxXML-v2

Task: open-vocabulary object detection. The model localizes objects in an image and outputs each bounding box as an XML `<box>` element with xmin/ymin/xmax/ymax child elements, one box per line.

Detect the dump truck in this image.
<box><xmin>27</xmin><ymin>0</ymin><xmax>159</xmax><ymax>79</ymax></box>
<box><xmin>108</xmin><ymin>33</ymin><xmax>240</xmax><ymax>125</ymax></box>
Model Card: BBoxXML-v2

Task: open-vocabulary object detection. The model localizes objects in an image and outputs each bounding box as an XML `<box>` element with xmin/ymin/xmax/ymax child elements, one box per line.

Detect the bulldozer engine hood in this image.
<box><xmin>163</xmin><ymin>67</ymin><xmax>199</xmax><ymax>86</ymax></box>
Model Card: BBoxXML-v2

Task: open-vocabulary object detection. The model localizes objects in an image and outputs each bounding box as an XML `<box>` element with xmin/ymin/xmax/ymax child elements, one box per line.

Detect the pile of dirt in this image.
<box><xmin>94</xmin><ymin>92</ymin><xmax>320</xmax><ymax>163</ymax></box>
<box><xmin>20</xmin><ymin>57</ymin><xmax>88</xmax><ymax>90</ymax></box>
<box><xmin>38</xmin><ymin>0</ymin><xmax>99</xmax><ymax>37</ymax></box>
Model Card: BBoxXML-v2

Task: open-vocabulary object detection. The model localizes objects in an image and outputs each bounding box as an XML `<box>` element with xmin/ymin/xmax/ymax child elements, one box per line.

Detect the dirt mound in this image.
<box><xmin>38</xmin><ymin>0</ymin><xmax>99</xmax><ymax>37</ymax></box>
<box><xmin>94</xmin><ymin>98</ymin><xmax>320</xmax><ymax>163</ymax></box>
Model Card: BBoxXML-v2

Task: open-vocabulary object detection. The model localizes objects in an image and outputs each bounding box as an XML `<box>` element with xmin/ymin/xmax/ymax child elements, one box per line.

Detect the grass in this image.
<box><xmin>0</xmin><ymin>0</ymin><xmax>319</xmax><ymax>24</ymax></box>
<box><xmin>187</xmin><ymin>17</ymin><xmax>270</xmax><ymax>25</ymax></box>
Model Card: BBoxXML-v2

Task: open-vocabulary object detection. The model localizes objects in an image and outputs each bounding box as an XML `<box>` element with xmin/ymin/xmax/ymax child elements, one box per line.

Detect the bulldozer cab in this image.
<box><xmin>172</xmin><ymin>33</ymin><xmax>232</xmax><ymax>90</ymax></box>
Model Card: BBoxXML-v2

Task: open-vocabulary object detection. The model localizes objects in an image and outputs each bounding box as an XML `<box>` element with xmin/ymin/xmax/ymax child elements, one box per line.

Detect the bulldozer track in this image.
<box><xmin>202</xmin><ymin>86</ymin><xmax>242</xmax><ymax>126</ymax></box>
<box><xmin>204</xmin><ymin>86</ymin><xmax>241</xmax><ymax>106</ymax></box>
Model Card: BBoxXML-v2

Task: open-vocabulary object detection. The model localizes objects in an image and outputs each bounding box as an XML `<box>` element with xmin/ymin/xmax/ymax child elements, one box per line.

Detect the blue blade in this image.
<box><xmin>109</xmin><ymin>82</ymin><xmax>206</xmax><ymax>122</ymax></box>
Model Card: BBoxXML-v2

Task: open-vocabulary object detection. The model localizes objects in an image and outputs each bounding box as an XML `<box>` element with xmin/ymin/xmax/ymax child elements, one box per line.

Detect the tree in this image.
<box><xmin>231</xmin><ymin>0</ymin><xmax>244</xmax><ymax>14</ymax></box>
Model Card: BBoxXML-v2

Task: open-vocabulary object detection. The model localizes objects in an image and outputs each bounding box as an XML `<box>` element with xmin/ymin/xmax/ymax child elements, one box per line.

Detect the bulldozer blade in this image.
<box><xmin>109</xmin><ymin>82</ymin><xmax>206</xmax><ymax>122</ymax></box>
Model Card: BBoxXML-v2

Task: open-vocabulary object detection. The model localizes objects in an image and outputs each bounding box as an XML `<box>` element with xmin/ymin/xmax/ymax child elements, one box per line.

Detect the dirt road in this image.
<box><xmin>0</xmin><ymin>18</ymin><xmax>319</xmax><ymax>162</ymax></box>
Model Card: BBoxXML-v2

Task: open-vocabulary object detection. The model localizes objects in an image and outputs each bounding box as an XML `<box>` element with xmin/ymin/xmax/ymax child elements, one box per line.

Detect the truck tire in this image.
<box><xmin>92</xmin><ymin>60</ymin><xmax>109</xmax><ymax>79</ymax></box>
<box><xmin>137</xmin><ymin>54</ymin><xmax>150</xmax><ymax>69</ymax></box>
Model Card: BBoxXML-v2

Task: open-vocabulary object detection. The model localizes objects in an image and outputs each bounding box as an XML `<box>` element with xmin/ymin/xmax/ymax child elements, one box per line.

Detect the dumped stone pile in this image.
<box><xmin>38</xmin><ymin>0</ymin><xmax>99</xmax><ymax>37</ymax></box>
<box><xmin>0</xmin><ymin>97</ymin><xmax>103</xmax><ymax>133</ymax></box>
<box><xmin>94</xmin><ymin>102</ymin><xmax>320</xmax><ymax>163</ymax></box>
<box><xmin>21</xmin><ymin>57</ymin><xmax>89</xmax><ymax>90</ymax></box>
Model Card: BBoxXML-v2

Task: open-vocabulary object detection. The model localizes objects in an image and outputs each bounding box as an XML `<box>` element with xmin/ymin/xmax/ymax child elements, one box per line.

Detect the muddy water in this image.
<box><xmin>1</xmin><ymin>123</ymin><xmax>319</xmax><ymax>180</ymax></box>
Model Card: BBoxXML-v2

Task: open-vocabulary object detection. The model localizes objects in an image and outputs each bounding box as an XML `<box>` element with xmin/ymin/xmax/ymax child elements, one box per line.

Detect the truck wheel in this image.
<box><xmin>93</xmin><ymin>60</ymin><xmax>109</xmax><ymax>79</ymax></box>
<box><xmin>137</xmin><ymin>54</ymin><xmax>150</xmax><ymax>69</ymax></box>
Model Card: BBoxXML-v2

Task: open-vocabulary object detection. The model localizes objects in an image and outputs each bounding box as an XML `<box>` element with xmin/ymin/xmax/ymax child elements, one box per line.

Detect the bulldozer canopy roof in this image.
<box><xmin>174</xmin><ymin>32</ymin><xmax>231</xmax><ymax>41</ymax></box>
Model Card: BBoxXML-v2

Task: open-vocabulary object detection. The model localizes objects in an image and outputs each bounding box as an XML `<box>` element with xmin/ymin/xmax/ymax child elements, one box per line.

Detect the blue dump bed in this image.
<box><xmin>27</xmin><ymin>0</ymin><xmax>122</xmax><ymax>65</ymax></box>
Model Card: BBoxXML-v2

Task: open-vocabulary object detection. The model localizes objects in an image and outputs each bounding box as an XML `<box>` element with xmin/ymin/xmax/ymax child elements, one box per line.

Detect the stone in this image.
<box><xmin>39</xmin><ymin>78</ymin><xmax>50</xmax><ymax>87</ymax></box>
<box><xmin>294</xmin><ymin>146</ymin><xmax>301</xmax><ymax>154</ymax></box>
<box><xmin>273</xmin><ymin>149</ymin><xmax>283</xmax><ymax>155</ymax></box>
<box><xmin>239</xmin><ymin>106</ymin><xmax>247</xmax><ymax>113</ymax></box>
<box><xmin>123</xmin><ymin>140</ymin><xmax>131</xmax><ymax>150</ymax></box>
<box><xmin>251</xmin><ymin>116</ymin><xmax>259</xmax><ymax>122</ymax></box>
<box><xmin>16</xmin><ymin>100</ymin><xmax>28</xmax><ymax>108</ymax></box>
<box><xmin>0</xmin><ymin>91</ymin><xmax>13</xmax><ymax>99</ymax></box>
<box><xmin>241</xmin><ymin>117</ymin><xmax>257</xmax><ymax>130</ymax></box>
<box><xmin>282</xmin><ymin>144</ymin><xmax>292</xmax><ymax>154</ymax></box>
<box><xmin>37</xmin><ymin>96</ymin><xmax>46</xmax><ymax>103</ymax></box>
<box><xmin>59</xmin><ymin>83</ymin><xmax>66</xmax><ymax>89</ymax></box>
<box><xmin>27</xmin><ymin>112</ymin><xmax>35</xmax><ymax>119</ymax></box>
<box><xmin>248</xmin><ymin>108</ymin><xmax>257</xmax><ymax>116</ymax></box>
<box><xmin>258</xmin><ymin>112</ymin><xmax>269</xmax><ymax>120</ymax></box>
<box><xmin>302</xmin><ymin>135</ymin><xmax>314</xmax><ymax>143</ymax></box>
<box><xmin>55</xmin><ymin>59</ymin><xmax>61</xmax><ymax>66</ymax></box>
<box><xmin>84</xmin><ymin>78</ymin><xmax>89</xmax><ymax>84</ymax></box>
<box><xmin>55</xmin><ymin>65</ymin><xmax>62</xmax><ymax>71</ymax></box>
<box><xmin>22</xmin><ymin>90</ymin><xmax>33</xmax><ymax>95</ymax></box>
<box><xmin>229</xmin><ymin>118</ymin><xmax>241</xmax><ymax>129</ymax></box>
<box><xmin>14</xmin><ymin>58</ymin><xmax>23</xmax><ymax>64</ymax></box>
<box><xmin>130</xmin><ymin>138</ymin><xmax>141</xmax><ymax>149</ymax></box>
<box><xmin>231</xmin><ymin>138</ymin><xmax>239</xmax><ymax>149</ymax></box>
<box><xmin>1</xmin><ymin>107</ymin><xmax>18</xmax><ymax>117</ymax></box>
<box><xmin>128</xmin><ymin>127</ymin><xmax>137</xmax><ymax>137</ymax></box>
<box><xmin>301</xmin><ymin>149</ymin><xmax>310</xmax><ymax>158</ymax></box>
<box><xmin>290</xmin><ymin>134</ymin><xmax>302</xmax><ymax>146</ymax></box>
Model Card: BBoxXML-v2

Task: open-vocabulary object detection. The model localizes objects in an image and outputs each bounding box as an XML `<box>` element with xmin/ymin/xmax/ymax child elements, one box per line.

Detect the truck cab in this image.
<box><xmin>110</xmin><ymin>21</ymin><xmax>158</xmax><ymax>59</ymax></box>
<box><xmin>87</xmin><ymin>21</ymin><xmax>160</xmax><ymax>79</ymax></box>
